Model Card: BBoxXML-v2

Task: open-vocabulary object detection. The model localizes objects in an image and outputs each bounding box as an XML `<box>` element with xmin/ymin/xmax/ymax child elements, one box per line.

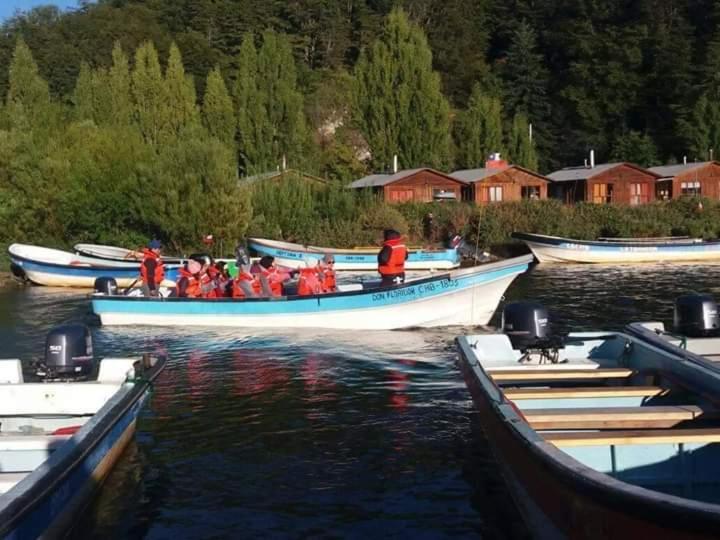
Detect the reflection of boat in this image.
<box><xmin>248</xmin><ymin>237</ymin><xmax>461</xmax><ymax>271</ymax></box>
<box><xmin>457</xmin><ymin>301</ymin><xmax>720</xmax><ymax>539</ymax></box>
<box><xmin>8</xmin><ymin>243</ymin><xmax>179</xmax><ymax>288</ymax></box>
<box><xmin>91</xmin><ymin>256</ymin><xmax>531</xmax><ymax>329</ymax></box>
<box><xmin>0</xmin><ymin>324</ymin><xmax>166</xmax><ymax>538</ymax></box>
<box><xmin>512</xmin><ymin>231</ymin><xmax>720</xmax><ymax>263</ymax></box>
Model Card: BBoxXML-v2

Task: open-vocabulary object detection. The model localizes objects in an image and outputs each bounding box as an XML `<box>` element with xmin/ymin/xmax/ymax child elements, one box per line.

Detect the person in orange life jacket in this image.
<box><xmin>213</xmin><ymin>261</ymin><xmax>232</xmax><ymax>297</ymax></box>
<box><xmin>231</xmin><ymin>247</ymin><xmax>256</xmax><ymax>298</ymax></box>
<box><xmin>140</xmin><ymin>239</ymin><xmax>165</xmax><ymax>297</ymax></box>
<box><xmin>251</xmin><ymin>256</ymin><xmax>292</xmax><ymax>297</ymax></box>
<box><xmin>297</xmin><ymin>265</ymin><xmax>323</xmax><ymax>296</ymax></box>
<box><xmin>317</xmin><ymin>254</ymin><xmax>337</xmax><ymax>293</ymax></box>
<box><xmin>190</xmin><ymin>254</ymin><xmax>217</xmax><ymax>298</ymax></box>
<box><xmin>378</xmin><ymin>229</ymin><xmax>408</xmax><ymax>286</ymax></box>
<box><xmin>175</xmin><ymin>260</ymin><xmax>202</xmax><ymax>298</ymax></box>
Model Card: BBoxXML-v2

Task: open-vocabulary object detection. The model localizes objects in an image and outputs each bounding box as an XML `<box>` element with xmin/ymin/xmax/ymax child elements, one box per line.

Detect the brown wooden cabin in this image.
<box><xmin>648</xmin><ymin>161</ymin><xmax>720</xmax><ymax>200</ymax></box>
<box><xmin>547</xmin><ymin>163</ymin><xmax>661</xmax><ymax>205</ymax></box>
<box><xmin>349</xmin><ymin>168</ymin><xmax>466</xmax><ymax>203</ymax></box>
<box><xmin>450</xmin><ymin>163</ymin><xmax>550</xmax><ymax>204</ymax></box>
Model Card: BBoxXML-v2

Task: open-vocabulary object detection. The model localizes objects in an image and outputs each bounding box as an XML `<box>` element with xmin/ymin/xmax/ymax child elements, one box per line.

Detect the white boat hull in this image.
<box><xmin>526</xmin><ymin>241</ymin><xmax>720</xmax><ymax>263</ymax></box>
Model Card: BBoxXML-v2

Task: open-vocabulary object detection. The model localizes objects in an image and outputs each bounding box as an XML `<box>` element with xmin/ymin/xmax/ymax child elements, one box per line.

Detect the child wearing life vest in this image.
<box><xmin>251</xmin><ymin>256</ymin><xmax>291</xmax><ymax>297</ymax></box>
<box><xmin>175</xmin><ymin>260</ymin><xmax>202</xmax><ymax>298</ymax></box>
<box><xmin>317</xmin><ymin>254</ymin><xmax>337</xmax><ymax>293</ymax></box>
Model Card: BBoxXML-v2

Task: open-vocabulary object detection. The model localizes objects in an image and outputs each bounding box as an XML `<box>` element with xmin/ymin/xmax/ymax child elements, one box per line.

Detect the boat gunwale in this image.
<box><xmin>0</xmin><ymin>357</ymin><xmax>166</xmax><ymax>536</ymax></box>
<box><xmin>74</xmin><ymin>244</ymin><xmax>185</xmax><ymax>265</ymax></box>
<box><xmin>91</xmin><ymin>255</ymin><xmax>533</xmax><ymax>304</ymax></box>
<box><xmin>9</xmin><ymin>246</ymin><xmax>148</xmax><ymax>271</ymax></box>
<box><xmin>248</xmin><ymin>237</ymin><xmax>457</xmax><ymax>255</ymax></box>
<box><xmin>512</xmin><ymin>231</ymin><xmax>720</xmax><ymax>249</ymax></box>
<box><xmin>456</xmin><ymin>333</ymin><xmax>720</xmax><ymax>534</ymax></box>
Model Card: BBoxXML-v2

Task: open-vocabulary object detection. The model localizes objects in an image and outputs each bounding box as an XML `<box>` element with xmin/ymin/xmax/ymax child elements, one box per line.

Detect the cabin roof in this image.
<box><xmin>450</xmin><ymin>165</ymin><xmax>549</xmax><ymax>183</ymax></box>
<box><xmin>648</xmin><ymin>161</ymin><xmax>717</xmax><ymax>180</ymax></box>
<box><xmin>547</xmin><ymin>162</ymin><xmax>660</xmax><ymax>182</ymax></box>
<box><xmin>350</xmin><ymin>168</ymin><xmax>463</xmax><ymax>188</ymax></box>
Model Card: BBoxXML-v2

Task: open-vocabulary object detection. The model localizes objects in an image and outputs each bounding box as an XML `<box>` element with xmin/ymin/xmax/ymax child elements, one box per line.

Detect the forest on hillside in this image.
<box><xmin>2</xmin><ymin>0</ymin><xmax>720</xmax><ymax>173</ymax></box>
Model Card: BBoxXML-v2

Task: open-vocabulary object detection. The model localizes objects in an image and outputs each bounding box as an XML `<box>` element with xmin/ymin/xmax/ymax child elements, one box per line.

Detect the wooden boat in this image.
<box><xmin>512</xmin><ymin>232</ymin><xmax>720</xmax><ymax>263</ymax></box>
<box><xmin>0</xmin><ymin>325</ymin><xmax>165</xmax><ymax>538</ymax></box>
<box><xmin>91</xmin><ymin>255</ymin><xmax>532</xmax><ymax>329</ymax></box>
<box><xmin>457</xmin><ymin>319</ymin><xmax>720</xmax><ymax>539</ymax></box>
<box><xmin>247</xmin><ymin>237</ymin><xmax>461</xmax><ymax>271</ymax></box>
<box><xmin>8</xmin><ymin>243</ymin><xmax>179</xmax><ymax>288</ymax></box>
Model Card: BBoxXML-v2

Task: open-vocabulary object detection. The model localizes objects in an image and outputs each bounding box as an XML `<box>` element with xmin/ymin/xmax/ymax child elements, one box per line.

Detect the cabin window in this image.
<box><xmin>388</xmin><ymin>189</ymin><xmax>414</xmax><ymax>202</ymax></box>
<box><xmin>630</xmin><ymin>183</ymin><xmax>649</xmax><ymax>205</ymax></box>
<box><xmin>592</xmin><ymin>183</ymin><xmax>613</xmax><ymax>204</ymax></box>
<box><xmin>681</xmin><ymin>181</ymin><xmax>701</xmax><ymax>195</ymax></box>
<box><xmin>432</xmin><ymin>188</ymin><xmax>457</xmax><ymax>201</ymax></box>
<box><xmin>481</xmin><ymin>185</ymin><xmax>503</xmax><ymax>202</ymax></box>
<box><xmin>521</xmin><ymin>186</ymin><xmax>541</xmax><ymax>200</ymax></box>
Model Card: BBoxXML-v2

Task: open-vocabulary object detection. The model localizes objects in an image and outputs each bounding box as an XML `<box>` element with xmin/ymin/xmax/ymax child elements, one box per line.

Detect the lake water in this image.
<box><xmin>2</xmin><ymin>262</ymin><xmax>719</xmax><ymax>539</ymax></box>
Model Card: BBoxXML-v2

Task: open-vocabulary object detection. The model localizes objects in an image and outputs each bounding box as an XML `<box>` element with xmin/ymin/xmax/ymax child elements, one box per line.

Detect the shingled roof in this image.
<box><xmin>350</xmin><ymin>168</ymin><xmax>464</xmax><ymax>188</ymax></box>
<box><xmin>648</xmin><ymin>162</ymin><xmax>716</xmax><ymax>179</ymax></box>
<box><xmin>450</xmin><ymin>165</ymin><xmax>549</xmax><ymax>183</ymax></box>
<box><xmin>547</xmin><ymin>163</ymin><xmax>660</xmax><ymax>182</ymax></box>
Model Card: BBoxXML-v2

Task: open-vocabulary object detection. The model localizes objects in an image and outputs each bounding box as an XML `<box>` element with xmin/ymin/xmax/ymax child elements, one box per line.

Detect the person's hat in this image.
<box><xmin>187</xmin><ymin>260</ymin><xmax>202</xmax><ymax>274</ymax></box>
<box><xmin>149</xmin><ymin>239</ymin><xmax>162</xmax><ymax>250</ymax></box>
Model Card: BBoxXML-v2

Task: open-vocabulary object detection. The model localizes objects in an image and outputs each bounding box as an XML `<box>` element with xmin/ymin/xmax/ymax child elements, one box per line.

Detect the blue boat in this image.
<box><xmin>247</xmin><ymin>237</ymin><xmax>461</xmax><ymax>271</ymax></box>
<box><xmin>91</xmin><ymin>256</ymin><xmax>532</xmax><ymax>329</ymax></box>
<box><xmin>9</xmin><ymin>243</ymin><xmax>180</xmax><ymax>288</ymax></box>
<box><xmin>512</xmin><ymin>231</ymin><xmax>720</xmax><ymax>263</ymax></box>
<box><xmin>457</xmin><ymin>309</ymin><xmax>720</xmax><ymax>539</ymax></box>
<box><xmin>0</xmin><ymin>325</ymin><xmax>166</xmax><ymax>538</ymax></box>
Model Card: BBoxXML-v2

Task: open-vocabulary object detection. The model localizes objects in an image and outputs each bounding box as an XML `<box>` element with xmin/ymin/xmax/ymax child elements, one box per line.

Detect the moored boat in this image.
<box><xmin>91</xmin><ymin>255</ymin><xmax>532</xmax><ymax>329</ymax></box>
<box><xmin>457</xmin><ymin>301</ymin><xmax>720</xmax><ymax>539</ymax></box>
<box><xmin>0</xmin><ymin>324</ymin><xmax>166</xmax><ymax>539</ymax></box>
<box><xmin>512</xmin><ymin>231</ymin><xmax>720</xmax><ymax>263</ymax></box>
<box><xmin>8</xmin><ymin>243</ymin><xmax>179</xmax><ymax>288</ymax></box>
<box><xmin>74</xmin><ymin>243</ymin><xmax>183</xmax><ymax>264</ymax></box>
<box><xmin>248</xmin><ymin>237</ymin><xmax>461</xmax><ymax>271</ymax></box>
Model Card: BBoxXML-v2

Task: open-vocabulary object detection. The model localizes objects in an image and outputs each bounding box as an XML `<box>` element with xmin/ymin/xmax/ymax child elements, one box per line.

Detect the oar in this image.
<box><xmin>123</xmin><ymin>278</ymin><xmax>139</xmax><ymax>296</ymax></box>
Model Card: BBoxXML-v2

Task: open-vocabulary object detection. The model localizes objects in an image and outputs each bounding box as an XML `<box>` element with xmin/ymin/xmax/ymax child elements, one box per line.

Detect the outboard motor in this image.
<box><xmin>94</xmin><ymin>276</ymin><xmax>118</xmax><ymax>296</ymax></box>
<box><xmin>674</xmin><ymin>294</ymin><xmax>720</xmax><ymax>337</ymax></box>
<box><xmin>39</xmin><ymin>324</ymin><xmax>96</xmax><ymax>380</ymax></box>
<box><xmin>502</xmin><ymin>301</ymin><xmax>562</xmax><ymax>363</ymax></box>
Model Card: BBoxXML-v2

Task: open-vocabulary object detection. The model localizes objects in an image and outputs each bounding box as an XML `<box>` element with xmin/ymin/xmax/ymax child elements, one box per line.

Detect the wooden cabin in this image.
<box><xmin>648</xmin><ymin>161</ymin><xmax>720</xmax><ymax>200</ymax></box>
<box><xmin>450</xmin><ymin>159</ymin><xmax>550</xmax><ymax>204</ymax></box>
<box><xmin>547</xmin><ymin>163</ymin><xmax>661</xmax><ymax>205</ymax></box>
<box><xmin>349</xmin><ymin>168</ymin><xmax>466</xmax><ymax>203</ymax></box>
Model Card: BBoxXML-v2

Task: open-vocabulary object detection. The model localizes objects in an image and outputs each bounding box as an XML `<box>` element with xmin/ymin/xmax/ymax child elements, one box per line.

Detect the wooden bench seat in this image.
<box><xmin>488</xmin><ymin>368</ymin><xmax>634</xmax><ymax>382</ymax></box>
<box><xmin>504</xmin><ymin>386</ymin><xmax>665</xmax><ymax>400</ymax></box>
<box><xmin>526</xmin><ymin>405</ymin><xmax>709</xmax><ymax>430</ymax></box>
<box><xmin>544</xmin><ymin>428</ymin><xmax>720</xmax><ymax>447</ymax></box>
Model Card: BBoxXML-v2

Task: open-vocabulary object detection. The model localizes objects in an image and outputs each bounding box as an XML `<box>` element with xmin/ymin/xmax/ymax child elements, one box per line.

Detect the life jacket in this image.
<box><xmin>318</xmin><ymin>265</ymin><xmax>336</xmax><ymax>293</ymax></box>
<box><xmin>297</xmin><ymin>268</ymin><xmax>322</xmax><ymax>296</ymax></box>
<box><xmin>175</xmin><ymin>268</ymin><xmax>201</xmax><ymax>298</ymax></box>
<box><xmin>199</xmin><ymin>270</ymin><xmax>217</xmax><ymax>298</ymax></box>
<box><xmin>140</xmin><ymin>248</ymin><xmax>165</xmax><ymax>285</ymax></box>
<box><xmin>231</xmin><ymin>271</ymin><xmax>255</xmax><ymax>298</ymax></box>
<box><xmin>252</xmin><ymin>266</ymin><xmax>283</xmax><ymax>296</ymax></box>
<box><xmin>378</xmin><ymin>238</ymin><xmax>407</xmax><ymax>276</ymax></box>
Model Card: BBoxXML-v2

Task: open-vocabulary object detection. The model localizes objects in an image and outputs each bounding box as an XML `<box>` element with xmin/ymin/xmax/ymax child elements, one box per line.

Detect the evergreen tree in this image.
<box><xmin>72</xmin><ymin>61</ymin><xmax>96</xmax><ymax>122</ymax></box>
<box><xmin>456</xmin><ymin>83</ymin><xmax>504</xmax><ymax>168</ymax></box>
<box><xmin>6</xmin><ymin>37</ymin><xmax>51</xmax><ymax>129</ymax></box>
<box><xmin>202</xmin><ymin>66</ymin><xmax>235</xmax><ymax>146</ymax></box>
<box><xmin>164</xmin><ymin>43</ymin><xmax>200</xmax><ymax>138</ymax></box>
<box><xmin>353</xmin><ymin>8</ymin><xmax>451</xmax><ymax>170</ymax></box>
<box><xmin>687</xmin><ymin>95</ymin><xmax>720</xmax><ymax>162</ymax></box>
<box><xmin>107</xmin><ymin>42</ymin><xmax>133</xmax><ymax>127</ymax></box>
<box><xmin>131</xmin><ymin>41</ymin><xmax>166</xmax><ymax>145</ymax></box>
<box><xmin>507</xmin><ymin>112</ymin><xmax>538</xmax><ymax>170</ymax></box>
<box><xmin>610</xmin><ymin>131</ymin><xmax>659</xmax><ymax>167</ymax></box>
<box><xmin>502</xmin><ymin>21</ymin><xmax>549</xmax><ymax>120</ymax></box>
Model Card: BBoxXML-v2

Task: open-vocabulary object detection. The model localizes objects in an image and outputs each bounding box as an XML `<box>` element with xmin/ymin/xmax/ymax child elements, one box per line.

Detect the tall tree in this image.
<box><xmin>353</xmin><ymin>8</ymin><xmax>451</xmax><ymax>170</ymax></box>
<box><xmin>507</xmin><ymin>112</ymin><xmax>538</xmax><ymax>170</ymax></box>
<box><xmin>686</xmin><ymin>94</ymin><xmax>720</xmax><ymax>162</ymax></box>
<box><xmin>455</xmin><ymin>83</ymin><xmax>504</xmax><ymax>168</ymax></box>
<box><xmin>6</xmin><ymin>37</ymin><xmax>51</xmax><ymax>129</ymax></box>
<box><xmin>164</xmin><ymin>42</ymin><xmax>200</xmax><ymax>138</ymax></box>
<box><xmin>107</xmin><ymin>42</ymin><xmax>133</xmax><ymax>127</ymax></box>
<box><xmin>610</xmin><ymin>131</ymin><xmax>659</xmax><ymax>167</ymax></box>
<box><xmin>202</xmin><ymin>66</ymin><xmax>235</xmax><ymax>146</ymax></box>
<box><xmin>501</xmin><ymin>21</ymin><xmax>549</xmax><ymax>120</ymax></box>
<box><xmin>131</xmin><ymin>41</ymin><xmax>167</xmax><ymax>145</ymax></box>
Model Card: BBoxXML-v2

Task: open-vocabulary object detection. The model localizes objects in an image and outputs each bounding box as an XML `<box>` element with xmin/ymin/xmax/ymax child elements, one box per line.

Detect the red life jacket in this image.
<box><xmin>297</xmin><ymin>268</ymin><xmax>322</xmax><ymax>296</ymax></box>
<box><xmin>378</xmin><ymin>238</ymin><xmax>407</xmax><ymax>276</ymax></box>
<box><xmin>140</xmin><ymin>249</ymin><xmax>165</xmax><ymax>285</ymax></box>
<box><xmin>231</xmin><ymin>271</ymin><xmax>255</xmax><ymax>298</ymax></box>
<box><xmin>175</xmin><ymin>268</ymin><xmax>200</xmax><ymax>298</ymax></box>
<box><xmin>318</xmin><ymin>265</ymin><xmax>337</xmax><ymax>293</ymax></box>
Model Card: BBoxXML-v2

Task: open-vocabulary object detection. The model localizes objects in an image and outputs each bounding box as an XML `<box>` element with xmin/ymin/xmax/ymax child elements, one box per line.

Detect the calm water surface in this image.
<box><xmin>3</xmin><ymin>263</ymin><xmax>720</xmax><ymax>539</ymax></box>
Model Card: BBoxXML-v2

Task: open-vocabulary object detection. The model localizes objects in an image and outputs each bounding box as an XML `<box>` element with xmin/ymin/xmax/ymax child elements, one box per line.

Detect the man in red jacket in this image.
<box><xmin>378</xmin><ymin>229</ymin><xmax>408</xmax><ymax>286</ymax></box>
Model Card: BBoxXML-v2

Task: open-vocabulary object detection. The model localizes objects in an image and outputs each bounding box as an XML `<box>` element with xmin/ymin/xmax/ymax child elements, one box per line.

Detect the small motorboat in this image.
<box><xmin>248</xmin><ymin>237</ymin><xmax>461</xmax><ymax>271</ymax></box>
<box><xmin>456</xmin><ymin>298</ymin><xmax>720</xmax><ymax>539</ymax></box>
<box><xmin>512</xmin><ymin>231</ymin><xmax>720</xmax><ymax>263</ymax></box>
<box><xmin>8</xmin><ymin>243</ymin><xmax>179</xmax><ymax>288</ymax></box>
<box><xmin>74</xmin><ymin>243</ymin><xmax>185</xmax><ymax>265</ymax></box>
<box><xmin>90</xmin><ymin>255</ymin><xmax>532</xmax><ymax>329</ymax></box>
<box><xmin>0</xmin><ymin>324</ymin><xmax>165</xmax><ymax>539</ymax></box>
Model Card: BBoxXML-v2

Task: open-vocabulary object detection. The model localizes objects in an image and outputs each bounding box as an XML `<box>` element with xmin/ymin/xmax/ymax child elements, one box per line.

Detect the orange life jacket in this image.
<box><xmin>252</xmin><ymin>267</ymin><xmax>283</xmax><ymax>296</ymax></box>
<box><xmin>175</xmin><ymin>268</ymin><xmax>200</xmax><ymax>298</ymax></box>
<box><xmin>318</xmin><ymin>265</ymin><xmax>336</xmax><ymax>293</ymax></box>
<box><xmin>140</xmin><ymin>249</ymin><xmax>165</xmax><ymax>285</ymax></box>
<box><xmin>231</xmin><ymin>272</ymin><xmax>255</xmax><ymax>298</ymax></box>
<box><xmin>297</xmin><ymin>268</ymin><xmax>322</xmax><ymax>296</ymax></box>
<box><xmin>378</xmin><ymin>238</ymin><xmax>407</xmax><ymax>276</ymax></box>
<box><xmin>198</xmin><ymin>269</ymin><xmax>217</xmax><ymax>298</ymax></box>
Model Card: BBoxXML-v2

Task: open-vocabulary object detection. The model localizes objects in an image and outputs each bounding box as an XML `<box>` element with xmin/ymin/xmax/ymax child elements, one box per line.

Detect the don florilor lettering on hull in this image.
<box><xmin>371</xmin><ymin>279</ymin><xmax>459</xmax><ymax>302</ymax></box>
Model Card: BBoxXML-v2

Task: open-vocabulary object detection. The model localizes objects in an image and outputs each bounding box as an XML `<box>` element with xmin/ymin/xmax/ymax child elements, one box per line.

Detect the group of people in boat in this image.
<box><xmin>138</xmin><ymin>229</ymin><xmax>408</xmax><ymax>299</ymax></box>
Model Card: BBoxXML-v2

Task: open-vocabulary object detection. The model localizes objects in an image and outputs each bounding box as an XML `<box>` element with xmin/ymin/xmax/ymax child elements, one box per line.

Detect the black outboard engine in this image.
<box><xmin>94</xmin><ymin>276</ymin><xmax>118</xmax><ymax>296</ymax></box>
<box><xmin>39</xmin><ymin>324</ymin><xmax>96</xmax><ymax>380</ymax></box>
<box><xmin>502</xmin><ymin>301</ymin><xmax>563</xmax><ymax>363</ymax></box>
<box><xmin>674</xmin><ymin>294</ymin><xmax>720</xmax><ymax>337</ymax></box>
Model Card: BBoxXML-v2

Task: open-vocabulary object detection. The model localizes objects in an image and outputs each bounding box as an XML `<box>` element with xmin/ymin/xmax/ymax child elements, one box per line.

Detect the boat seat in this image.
<box><xmin>504</xmin><ymin>386</ymin><xmax>666</xmax><ymax>400</ymax></box>
<box><xmin>0</xmin><ymin>472</ymin><xmax>29</xmax><ymax>494</ymax></box>
<box><xmin>527</xmin><ymin>405</ymin><xmax>710</xmax><ymax>430</ymax></box>
<box><xmin>544</xmin><ymin>428</ymin><xmax>720</xmax><ymax>447</ymax></box>
<box><xmin>489</xmin><ymin>368</ymin><xmax>634</xmax><ymax>382</ymax></box>
<box><xmin>0</xmin><ymin>434</ymin><xmax>71</xmax><ymax>451</ymax></box>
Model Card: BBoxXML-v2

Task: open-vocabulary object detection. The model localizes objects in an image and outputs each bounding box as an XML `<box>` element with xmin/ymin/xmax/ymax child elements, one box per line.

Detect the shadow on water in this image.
<box><xmin>5</xmin><ymin>262</ymin><xmax>720</xmax><ymax>538</ymax></box>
